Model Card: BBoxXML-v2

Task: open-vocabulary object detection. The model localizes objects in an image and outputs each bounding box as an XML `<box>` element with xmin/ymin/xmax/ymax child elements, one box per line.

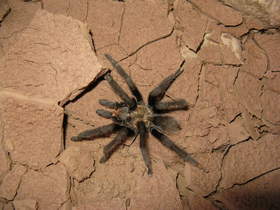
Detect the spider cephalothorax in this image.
<box><xmin>71</xmin><ymin>54</ymin><xmax>205</xmax><ymax>175</ymax></box>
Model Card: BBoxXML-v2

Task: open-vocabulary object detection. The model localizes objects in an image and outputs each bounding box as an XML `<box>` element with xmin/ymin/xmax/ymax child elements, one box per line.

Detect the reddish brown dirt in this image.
<box><xmin>0</xmin><ymin>0</ymin><xmax>280</xmax><ymax>209</ymax></box>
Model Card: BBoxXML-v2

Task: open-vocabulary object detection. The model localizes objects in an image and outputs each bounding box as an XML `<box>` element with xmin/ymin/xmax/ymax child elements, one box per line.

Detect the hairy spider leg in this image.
<box><xmin>137</xmin><ymin>121</ymin><xmax>152</xmax><ymax>175</ymax></box>
<box><xmin>152</xmin><ymin>115</ymin><xmax>182</xmax><ymax>133</ymax></box>
<box><xmin>154</xmin><ymin>99</ymin><xmax>188</xmax><ymax>113</ymax></box>
<box><xmin>105</xmin><ymin>54</ymin><xmax>143</xmax><ymax>103</ymax></box>
<box><xmin>96</xmin><ymin>109</ymin><xmax>114</xmax><ymax>119</ymax></box>
<box><xmin>99</xmin><ymin>99</ymin><xmax>125</xmax><ymax>109</ymax></box>
<box><xmin>105</xmin><ymin>74</ymin><xmax>135</xmax><ymax>108</ymax></box>
<box><xmin>148</xmin><ymin>68</ymin><xmax>184</xmax><ymax>107</ymax></box>
<box><xmin>71</xmin><ymin>123</ymin><xmax>119</xmax><ymax>141</ymax></box>
<box><xmin>150</xmin><ymin>127</ymin><xmax>207</xmax><ymax>172</ymax></box>
<box><xmin>100</xmin><ymin>127</ymin><xmax>129</xmax><ymax>163</ymax></box>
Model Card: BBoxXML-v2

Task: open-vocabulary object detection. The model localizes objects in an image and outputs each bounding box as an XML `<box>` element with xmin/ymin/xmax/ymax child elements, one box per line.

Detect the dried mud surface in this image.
<box><xmin>0</xmin><ymin>0</ymin><xmax>280</xmax><ymax>209</ymax></box>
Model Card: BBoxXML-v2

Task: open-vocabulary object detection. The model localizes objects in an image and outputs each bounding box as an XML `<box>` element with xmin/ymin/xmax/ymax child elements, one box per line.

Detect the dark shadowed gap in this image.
<box><xmin>62</xmin><ymin>113</ymin><xmax>68</xmax><ymax>150</ymax></box>
<box><xmin>61</xmin><ymin>69</ymin><xmax>110</xmax><ymax>107</ymax></box>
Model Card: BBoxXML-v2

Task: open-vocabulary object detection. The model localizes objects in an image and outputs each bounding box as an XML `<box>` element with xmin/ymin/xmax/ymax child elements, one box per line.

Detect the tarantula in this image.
<box><xmin>71</xmin><ymin>54</ymin><xmax>205</xmax><ymax>175</ymax></box>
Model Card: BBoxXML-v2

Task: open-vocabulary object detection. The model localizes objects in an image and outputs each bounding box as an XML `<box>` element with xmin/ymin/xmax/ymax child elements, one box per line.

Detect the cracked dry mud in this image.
<box><xmin>0</xmin><ymin>0</ymin><xmax>280</xmax><ymax>209</ymax></box>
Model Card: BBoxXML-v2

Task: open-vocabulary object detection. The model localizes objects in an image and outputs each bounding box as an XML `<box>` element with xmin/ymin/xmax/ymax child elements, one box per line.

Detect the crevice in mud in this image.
<box><xmin>194</xmin><ymin>30</ymin><xmax>209</xmax><ymax>54</ymax></box>
<box><xmin>89</xmin><ymin>30</ymin><xmax>97</xmax><ymax>55</ymax></box>
<box><xmin>229</xmin><ymin>112</ymin><xmax>242</xmax><ymax>124</ymax></box>
<box><xmin>59</xmin><ymin>68</ymin><xmax>109</xmax><ymax>107</ymax></box>
<box><xmin>194</xmin><ymin>62</ymin><xmax>204</xmax><ymax>106</ymax></box>
<box><xmin>207</xmin><ymin>166</ymin><xmax>280</xmax><ymax>207</ymax></box>
<box><xmin>0</xmin><ymin>7</ymin><xmax>11</xmax><ymax>24</ymax></box>
<box><xmin>205</xmin><ymin>62</ymin><xmax>242</xmax><ymax>68</ymax></box>
<box><xmin>119</xmin><ymin>27</ymin><xmax>175</xmax><ymax>62</ymax></box>
<box><xmin>58</xmin><ymin>69</ymin><xmax>109</xmax><ymax>151</ymax></box>
<box><xmin>232</xmin><ymin>66</ymin><xmax>240</xmax><ymax>87</ymax></box>
<box><xmin>205</xmin><ymin>137</ymin><xmax>252</xmax><ymax>198</ymax></box>
<box><xmin>230</xmin><ymin>167</ymin><xmax>280</xmax><ymax>188</ymax></box>
<box><xmin>62</xmin><ymin>113</ymin><xmax>68</xmax><ymax>150</ymax></box>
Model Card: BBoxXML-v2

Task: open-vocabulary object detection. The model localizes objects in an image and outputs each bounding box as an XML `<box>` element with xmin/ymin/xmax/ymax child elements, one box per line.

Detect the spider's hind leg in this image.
<box><xmin>105</xmin><ymin>54</ymin><xmax>143</xmax><ymax>103</ymax></box>
<box><xmin>154</xmin><ymin>99</ymin><xmax>188</xmax><ymax>113</ymax></box>
<box><xmin>150</xmin><ymin>126</ymin><xmax>207</xmax><ymax>172</ymax></box>
<box><xmin>137</xmin><ymin>121</ymin><xmax>152</xmax><ymax>175</ymax></box>
<box><xmin>148</xmin><ymin>67</ymin><xmax>184</xmax><ymax>107</ymax></box>
<box><xmin>71</xmin><ymin>123</ymin><xmax>118</xmax><ymax>141</ymax></box>
<box><xmin>152</xmin><ymin>115</ymin><xmax>181</xmax><ymax>133</ymax></box>
<box><xmin>100</xmin><ymin>127</ymin><xmax>130</xmax><ymax>163</ymax></box>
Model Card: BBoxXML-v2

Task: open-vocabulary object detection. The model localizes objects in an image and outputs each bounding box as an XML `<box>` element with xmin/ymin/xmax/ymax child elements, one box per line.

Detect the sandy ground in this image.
<box><xmin>0</xmin><ymin>0</ymin><xmax>280</xmax><ymax>209</ymax></box>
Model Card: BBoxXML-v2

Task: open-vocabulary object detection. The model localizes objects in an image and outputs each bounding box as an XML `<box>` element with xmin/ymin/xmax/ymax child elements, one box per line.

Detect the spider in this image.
<box><xmin>71</xmin><ymin>54</ymin><xmax>205</xmax><ymax>175</ymax></box>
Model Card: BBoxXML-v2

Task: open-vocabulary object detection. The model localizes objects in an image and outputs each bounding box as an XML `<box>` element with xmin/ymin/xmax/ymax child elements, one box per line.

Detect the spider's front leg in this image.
<box><xmin>71</xmin><ymin>123</ymin><xmax>118</xmax><ymax>141</ymax></box>
<box><xmin>100</xmin><ymin>127</ymin><xmax>130</xmax><ymax>163</ymax></box>
<box><xmin>150</xmin><ymin>126</ymin><xmax>207</xmax><ymax>172</ymax></box>
<box><xmin>96</xmin><ymin>109</ymin><xmax>114</xmax><ymax>119</ymax></box>
<box><xmin>154</xmin><ymin>99</ymin><xmax>188</xmax><ymax>113</ymax></box>
<box><xmin>105</xmin><ymin>73</ymin><xmax>136</xmax><ymax>108</ymax></box>
<box><xmin>105</xmin><ymin>54</ymin><xmax>143</xmax><ymax>103</ymax></box>
<box><xmin>99</xmin><ymin>99</ymin><xmax>125</xmax><ymax>110</ymax></box>
<box><xmin>148</xmin><ymin>66</ymin><xmax>184</xmax><ymax>107</ymax></box>
<box><xmin>137</xmin><ymin>121</ymin><xmax>152</xmax><ymax>175</ymax></box>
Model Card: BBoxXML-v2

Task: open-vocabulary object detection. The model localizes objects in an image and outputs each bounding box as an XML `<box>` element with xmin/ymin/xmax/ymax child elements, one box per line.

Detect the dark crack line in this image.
<box><xmin>208</xmin><ymin>166</ymin><xmax>280</xmax><ymax>206</ymax></box>
<box><xmin>190</xmin><ymin>18</ymin><xmax>209</xmax><ymax>54</ymax></box>
<box><xmin>62</xmin><ymin>113</ymin><xmax>68</xmax><ymax>151</ymax></box>
<box><xmin>232</xmin><ymin>66</ymin><xmax>240</xmax><ymax>86</ymax></box>
<box><xmin>59</xmin><ymin>68</ymin><xmax>109</xmax><ymax>107</ymax></box>
<box><xmin>117</xmin><ymin>5</ymin><xmax>126</xmax><ymax>44</ymax></box>
<box><xmin>210</xmin><ymin>131</ymin><xmax>280</xmax><ymax>197</ymax></box>
<box><xmin>203</xmin><ymin>61</ymin><xmax>242</xmax><ymax>68</ymax></box>
<box><xmin>194</xmin><ymin>32</ymin><xmax>207</xmax><ymax>53</ymax></box>
<box><xmin>228</xmin><ymin>112</ymin><xmax>242</xmax><ymax>124</ymax></box>
<box><xmin>89</xmin><ymin>30</ymin><xmax>97</xmax><ymax>54</ymax></box>
<box><xmin>194</xmin><ymin>62</ymin><xmax>204</xmax><ymax>106</ymax></box>
<box><xmin>119</xmin><ymin>27</ymin><xmax>175</xmax><ymax>62</ymax></box>
<box><xmin>205</xmin><ymin>137</ymin><xmax>252</xmax><ymax>198</ymax></box>
<box><xmin>230</xmin><ymin>167</ymin><xmax>280</xmax><ymax>188</ymax></box>
<box><xmin>0</xmin><ymin>7</ymin><xmax>11</xmax><ymax>24</ymax></box>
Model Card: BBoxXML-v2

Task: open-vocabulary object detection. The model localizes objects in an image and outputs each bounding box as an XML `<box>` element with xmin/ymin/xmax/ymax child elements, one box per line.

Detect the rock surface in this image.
<box><xmin>221</xmin><ymin>0</ymin><xmax>280</xmax><ymax>27</ymax></box>
<box><xmin>0</xmin><ymin>165</ymin><xmax>26</xmax><ymax>200</ymax></box>
<box><xmin>0</xmin><ymin>93</ymin><xmax>63</xmax><ymax>169</ymax></box>
<box><xmin>0</xmin><ymin>9</ymin><xmax>101</xmax><ymax>103</ymax></box>
<box><xmin>59</xmin><ymin>146</ymin><xmax>95</xmax><ymax>182</ymax></box>
<box><xmin>0</xmin><ymin>0</ymin><xmax>279</xmax><ymax>209</ymax></box>
<box><xmin>16</xmin><ymin>163</ymin><xmax>68</xmax><ymax>210</ymax></box>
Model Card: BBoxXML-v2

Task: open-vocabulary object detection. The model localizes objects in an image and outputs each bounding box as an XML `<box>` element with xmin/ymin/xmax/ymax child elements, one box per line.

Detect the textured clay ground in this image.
<box><xmin>0</xmin><ymin>0</ymin><xmax>280</xmax><ymax>209</ymax></box>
